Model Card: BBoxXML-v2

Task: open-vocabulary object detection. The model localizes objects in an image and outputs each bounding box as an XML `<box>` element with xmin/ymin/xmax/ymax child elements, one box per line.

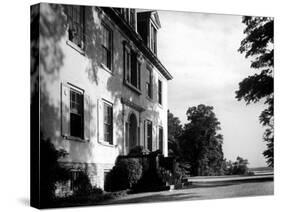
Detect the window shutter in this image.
<box><xmin>151</xmin><ymin>73</ymin><xmax>153</xmax><ymax>99</ymax></box>
<box><xmin>61</xmin><ymin>83</ymin><xmax>70</xmax><ymax>138</ymax></box>
<box><xmin>125</xmin><ymin>122</ymin><xmax>129</xmax><ymax>147</ymax></box>
<box><xmin>143</xmin><ymin>120</ymin><xmax>147</xmax><ymax>149</ymax></box>
<box><xmin>137</xmin><ymin>126</ymin><xmax>140</xmax><ymax>146</ymax></box>
<box><xmin>84</xmin><ymin>94</ymin><xmax>91</xmax><ymax>142</ymax></box>
<box><xmin>97</xmin><ymin>99</ymin><xmax>104</xmax><ymax>142</ymax></box>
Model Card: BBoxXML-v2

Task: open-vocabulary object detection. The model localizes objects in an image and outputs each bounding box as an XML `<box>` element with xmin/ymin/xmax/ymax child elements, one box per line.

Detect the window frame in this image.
<box><xmin>150</xmin><ymin>22</ymin><xmax>157</xmax><ymax>54</ymax></box>
<box><xmin>158</xmin><ymin>126</ymin><xmax>163</xmax><ymax>152</ymax></box>
<box><xmin>69</xmin><ymin>169</ymin><xmax>84</xmax><ymax>192</ymax></box>
<box><xmin>69</xmin><ymin>86</ymin><xmax>84</xmax><ymax>140</ymax></box>
<box><xmin>158</xmin><ymin>79</ymin><xmax>162</xmax><ymax>105</ymax></box>
<box><xmin>146</xmin><ymin>66</ymin><xmax>153</xmax><ymax>99</ymax></box>
<box><xmin>123</xmin><ymin>42</ymin><xmax>142</xmax><ymax>94</ymax></box>
<box><xmin>103</xmin><ymin>101</ymin><xmax>113</xmax><ymax>145</ymax></box>
<box><xmin>64</xmin><ymin>5</ymin><xmax>85</xmax><ymax>52</ymax></box>
<box><xmin>101</xmin><ymin>23</ymin><xmax>113</xmax><ymax>72</ymax></box>
<box><xmin>146</xmin><ymin>120</ymin><xmax>153</xmax><ymax>152</ymax></box>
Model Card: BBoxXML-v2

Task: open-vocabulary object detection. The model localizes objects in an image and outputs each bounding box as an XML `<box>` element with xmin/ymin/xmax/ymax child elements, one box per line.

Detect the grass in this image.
<box><xmin>50</xmin><ymin>190</ymin><xmax>129</xmax><ymax>208</ymax></box>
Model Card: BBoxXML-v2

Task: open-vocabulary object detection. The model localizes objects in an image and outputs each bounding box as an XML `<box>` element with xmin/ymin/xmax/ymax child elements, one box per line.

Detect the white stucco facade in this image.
<box><xmin>38</xmin><ymin>3</ymin><xmax>172</xmax><ymax>190</ymax></box>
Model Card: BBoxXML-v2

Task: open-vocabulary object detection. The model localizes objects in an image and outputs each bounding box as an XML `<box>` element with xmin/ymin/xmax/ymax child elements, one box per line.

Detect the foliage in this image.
<box><xmin>167</xmin><ymin>110</ymin><xmax>183</xmax><ymax>157</ymax></box>
<box><xmin>237</xmin><ymin>16</ymin><xmax>274</xmax><ymax>167</ymax></box>
<box><xmin>40</xmin><ymin>137</ymin><xmax>71</xmax><ymax>206</ymax></box>
<box><xmin>128</xmin><ymin>146</ymin><xmax>150</xmax><ymax>157</ymax></box>
<box><xmin>134</xmin><ymin>166</ymin><xmax>170</xmax><ymax>191</ymax></box>
<box><xmin>110</xmin><ymin>158</ymin><xmax>143</xmax><ymax>191</ymax></box>
<box><xmin>174</xmin><ymin>161</ymin><xmax>190</xmax><ymax>185</ymax></box>
<box><xmin>224</xmin><ymin>156</ymin><xmax>250</xmax><ymax>175</ymax></box>
<box><xmin>52</xmin><ymin>190</ymin><xmax>127</xmax><ymax>207</ymax></box>
<box><xmin>72</xmin><ymin>171</ymin><xmax>103</xmax><ymax>197</ymax></box>
<box><xmin>157</xmin><ymin>167</ymin><xmax>173</xmax><ymax>185</ymax></box>
<box><xmin>179</xmin><ymin>104</ymin><xmax>225</xmax><ymax>176</ymax></box>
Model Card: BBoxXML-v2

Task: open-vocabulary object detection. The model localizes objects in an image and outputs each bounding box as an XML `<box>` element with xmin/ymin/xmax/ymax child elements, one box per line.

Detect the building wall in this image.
<box><xmin>39</xmin><ymin>3</ymin><xmax>169</xmax><ymax>189</ymax></box>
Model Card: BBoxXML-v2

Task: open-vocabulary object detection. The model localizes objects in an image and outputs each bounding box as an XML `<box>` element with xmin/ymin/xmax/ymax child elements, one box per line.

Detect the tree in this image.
<box><xmin>167</xmin><ymin>110</ymin><xmax>183</xmax><ymax>157</ymax></box>
<box><xmin>225</xmin><ymin>156</ymin><xmax>250</xmax><ymax>175</ymax></box>
<box><xmin>237</xmin><ymin>16</ymin><xmax>274</xmax><ymax>167</ymax></box>
<box><xmin>179</xmin><ymin>104</ymin><xmax>224</xmax><ymax>176</ymax></box>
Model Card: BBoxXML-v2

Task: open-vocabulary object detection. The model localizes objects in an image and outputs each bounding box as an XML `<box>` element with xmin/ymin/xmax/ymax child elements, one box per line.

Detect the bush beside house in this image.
<box><xmin>105</xmin><ymin>146</ymin><xmax>184</xmax><ymax>193</ymax></box>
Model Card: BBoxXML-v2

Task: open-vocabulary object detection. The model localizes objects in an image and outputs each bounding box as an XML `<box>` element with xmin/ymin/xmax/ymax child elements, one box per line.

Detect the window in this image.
<box><xmin>104</xmin><ymin>170</ymin><xmax>112</xmax><ymax>191</ymax></box>
<box><xmin>70</xmin><ymin>88</ymin><xmax>84</xmax><ymax>138</ymax></box>
<box><xmin>150</xmin><ymin>24</ymin><xmax>157</xmax><ymax>54</ymax></box>
<box><xmin>129</xmin><ymin>9</ymin><xmax>136</xmax><ymax>28</ymax></box>
<box><xmin>124</xmin><ymin>47</ymin><xmax>131</xmax><ymax>82</ymax></box>
<box><xmin>146</xmin><ymin>67</ymin><xmax>153</xmax><ymax>99</ymax></box>
<box><xmin>124</xmin><ymin>44</ymin><xmax>141</xmax><ymax>91</ymax></box>
<box><xmin>146</xmin><ymin>120</ymin><xmax>153</xmax><ymax>151</ymax></box>
<box><xmin>158</xmin><ymin>80</ymin><xmax>162</xmax><ymax>105</ymax></box>
<box><xmin>61</xmin><ymin>83</ymin><xmax>91</xmax><ymax>141</ymax></box>
<box><xmin>130</xmin><ymin>52</ymin><xmax>138</xmax><ymax>88</ymax></box>
<box><xmin>114</xmin><ymin>8</ymin><xmax>122</xmax><ymax>14</ymax></box>
<box><xmin>103</xmin><ymin>102</ymin><xmax>113</xmax><ymax>144</ymax></box>
<box><xmin>101</xmin><ymin>24</ymin><xmax>113</xmax><ymax>70</ymax></box>
<box><xmin>158</xmin><ymin>126</ymin><xmax>163</xmax><ymax>152</ymax></box>
<box><xmin>70</xmin><ymin>170</ymin><xmax>83</xmax><ymax>192</ymax></box>
<box><xmin>65</xmin><ymin>5</ymin><xmax>85</xmax><ymax>49</ymax></box>
<box><xmin>118</xmin><ymin>8</ymin><xmax>135</xmax><ymax>29</ymax></box>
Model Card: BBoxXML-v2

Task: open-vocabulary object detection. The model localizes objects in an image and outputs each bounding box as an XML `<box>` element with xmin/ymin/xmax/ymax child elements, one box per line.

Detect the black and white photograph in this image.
<box><xmin>29</xmin><ymin>1</ymin><xmax>274</xmax><ymax>209</ymax></box>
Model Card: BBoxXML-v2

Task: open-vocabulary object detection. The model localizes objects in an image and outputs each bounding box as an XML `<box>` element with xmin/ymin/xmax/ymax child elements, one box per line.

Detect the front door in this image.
<box><xmin>126</xmin><ymin>113</ymin><xmax>138</xmax><ymax>154</ymax></box>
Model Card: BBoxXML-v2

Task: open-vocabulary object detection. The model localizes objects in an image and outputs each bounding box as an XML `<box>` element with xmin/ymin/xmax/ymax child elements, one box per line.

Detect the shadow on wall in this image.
<box><xmin>106</xmin><ymin>53</ymin><xmax>162</xmax><ymax>154</ymax></box>
<box><xmin>32</xmin><ymin>3</ymin><xmax>164</xmax><ymax>162</ymax></box>
<box><xmin>31</xmin><ymin>4</ymin><xmax>97</xmax><ymax>162</ymax></box>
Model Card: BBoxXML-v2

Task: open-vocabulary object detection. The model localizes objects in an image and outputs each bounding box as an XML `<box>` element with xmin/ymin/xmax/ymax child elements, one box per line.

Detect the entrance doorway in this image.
<box><xmin>126</xmin><ymin>113</ymin><xmax>138</xmax><ymax>153</ymax></box>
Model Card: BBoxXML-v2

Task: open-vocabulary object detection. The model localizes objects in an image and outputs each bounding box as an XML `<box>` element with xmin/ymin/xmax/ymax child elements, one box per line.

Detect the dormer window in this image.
<box><xmin>150</xmin><ymin>23</ymin><xmax>157</xmax><ymax>54</ymax></box>
<box><xmin>137</xmin><ymin>11</ymin><xmax>161</xmax><ymax>55</ymax></box>
<box><xmin>129</xmin><ymin>9</ymin><xmax>136</xmax><ymax>28</ymax></box>
<box><xmin>114</xmin><ymin>8</ymin><xmax>136</xmax><ymax>29</ymax></box>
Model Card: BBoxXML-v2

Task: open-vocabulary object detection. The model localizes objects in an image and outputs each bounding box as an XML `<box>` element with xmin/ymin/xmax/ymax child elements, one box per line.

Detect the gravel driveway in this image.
<box><xmin>103</xmin><ymin>180</ymin><xmax>273</xmax><ymax>205</ymax></box>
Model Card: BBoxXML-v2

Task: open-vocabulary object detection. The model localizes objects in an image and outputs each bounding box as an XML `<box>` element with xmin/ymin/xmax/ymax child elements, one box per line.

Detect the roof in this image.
<box><xmin>137</xmin><ymin>10</ymin><xmax>161</xmax><ymax>29</ymax></box>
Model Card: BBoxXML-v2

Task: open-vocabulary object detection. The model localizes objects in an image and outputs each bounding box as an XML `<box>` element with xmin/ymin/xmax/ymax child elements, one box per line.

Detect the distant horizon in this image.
<box><xmin>157</xmin><ymin>10</ymin><xmax>268</xmax><ymax>167</ymax></box>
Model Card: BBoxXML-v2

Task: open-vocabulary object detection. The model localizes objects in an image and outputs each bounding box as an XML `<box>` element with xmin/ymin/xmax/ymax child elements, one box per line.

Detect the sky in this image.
<box><xmin>157</xmin><ymin>10</ymin><xmax>268</xmax><ymax>168</ymax></box>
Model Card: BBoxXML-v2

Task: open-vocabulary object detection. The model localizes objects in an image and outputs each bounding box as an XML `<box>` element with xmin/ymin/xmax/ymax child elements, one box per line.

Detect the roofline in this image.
<box><xmin>100</xmin><ymin>7</ymin><xmax>173</xmax><ymax>80</ymax></box>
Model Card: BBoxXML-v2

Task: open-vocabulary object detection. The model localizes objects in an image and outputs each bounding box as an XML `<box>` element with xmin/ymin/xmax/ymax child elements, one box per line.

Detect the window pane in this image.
<box><xmin>107</xmin><ymin>49</ymin><xmax>111</xmax><ymax>68</ymax></box>
<box><xmin>147</xmin><ymin>121</ymin><xmax>153</xmax><ymax>151</ymax></box>
<box><xmin>101</xmin><ymin>25</ymin><xmax>112</xmax><ymax>70</ymax></box>
<box><xmin>70</xmin><ymin>89</ymin><xmax>84</xmax><ymax>139</ymax></box>
<box><xmin>103</xmin><ymin>103</ymin><xmax>113</xmax><ymax>143</ymax></box>
<box><xmin>66</xmin><ymin>6</ymin><xmax>84</xmax><ymax>49</ymax></box>
<box><xmin>125</xmin><ymin>50</ymin><xmax>131</xmax><ymax>81</ymax></box>
<box><xmin>158</xmin><ymin>80</ymin><xmax>162</xmax><ymax>104</ymax></box>
<box><xmin>70</xmin><ymin>113</ymin><xmax>82</xmax><ymax>138</ymax></box>
<box><xmin>159</xmin><ymin>127</ymin><xmax>163</xmax><ymax>151</ymax></box>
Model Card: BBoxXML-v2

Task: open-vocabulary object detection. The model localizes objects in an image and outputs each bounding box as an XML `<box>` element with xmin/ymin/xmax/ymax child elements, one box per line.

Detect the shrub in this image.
<box><xmin>174</xmin><ymin>162</ymin><xmax>190</xmax><ymax>185</ymax></box>
<box><xmin>225</xmin><ymin>156</ymin><xmax>250</xmax><ymax>175</ymax></box>
<box><xmin>128</xmin><ymin>146</ymin><xmax>150</xmax><ymax>157</ymax></box>
<box><xmin>110</xmin><ymin>158</ymin><xmax>143</xmax><ymax>191</ymax></box>
<box><xmin>157</xmin><ymin>167</ymin><xmax>173</xmax><ymax>185</ymax></box>
<box><xmin>40</xmin><ymin>138</ymin><xmax>71</xmax><ymax>206</ymax></box>
<box><xmin>72</xmin><ymin>171</ymin><xmax>103</xmax><ymax>197</ymax></box>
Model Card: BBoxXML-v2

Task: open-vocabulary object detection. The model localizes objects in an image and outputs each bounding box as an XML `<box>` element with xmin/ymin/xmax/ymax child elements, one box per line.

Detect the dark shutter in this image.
<box><xmin>125</xmin><ymin>122</ymin><xmax>129</xmax><ymax>147</ymax></box>
<box><xmin>84</xmin><ymin>94</ymin><xmax>91</xmax><ymax>141</ymax></box>
<box><xmin>61</xmin><ymin>83</ymin><xmax>70</xmax><ymax>137</ymax></box>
